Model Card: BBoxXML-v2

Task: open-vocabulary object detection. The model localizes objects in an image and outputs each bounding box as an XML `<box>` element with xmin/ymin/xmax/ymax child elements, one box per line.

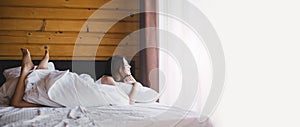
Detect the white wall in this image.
<box><xmin>188</xmin><ymin>0</ymin><xmax>300</xmax><ymax>126</ymax></box>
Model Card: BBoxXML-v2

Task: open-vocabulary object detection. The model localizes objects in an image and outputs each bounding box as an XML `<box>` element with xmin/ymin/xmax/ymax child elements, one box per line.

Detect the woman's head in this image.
<box><xmin>104</xmin><ymin>56</ymin><xmax>131</xmax><ymax>81</ymax></box>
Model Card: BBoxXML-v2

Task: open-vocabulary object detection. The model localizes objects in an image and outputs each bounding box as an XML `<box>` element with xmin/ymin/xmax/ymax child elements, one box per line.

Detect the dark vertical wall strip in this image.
<box><xmin>139</xmin><ymin>0</ymin><xmax>159</xmax><ymax>91</ymax></box>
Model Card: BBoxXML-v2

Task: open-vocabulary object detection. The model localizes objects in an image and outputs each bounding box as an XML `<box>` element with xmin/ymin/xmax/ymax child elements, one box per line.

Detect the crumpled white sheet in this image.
<box><xmin>0</xmin><ymin>103</ymin><xmax>213</xmax><ymax>127</ymax></box>
<box><xmin>23</xmin><ymin>70</ymin><xmax>66</xmax><ymax>107</ymax></box>
<box><xmin>23</xmin><ymin>70</ymin><xmax>129</xmax><ymax>107</ymax></box>
<box><xmin>0</xmin><ymin>68</ymin><xmax>157</xmax><ymax>107</ymax></box>
<box><xmin>0</xmin><ymin>62</ymin><xmax>55</xmax><ymax>106</ymax></box>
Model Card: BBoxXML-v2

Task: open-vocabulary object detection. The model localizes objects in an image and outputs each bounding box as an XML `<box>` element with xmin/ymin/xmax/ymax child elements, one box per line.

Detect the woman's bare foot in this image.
<box><xmin>37</xmin><ymin>46</ymin><xmax>49</xmax><ymax>69</ymax></box>
<box><xmin>20</xmin><ymin>48</ymin><xmax>34</xmax><ymax>74</ymax></box>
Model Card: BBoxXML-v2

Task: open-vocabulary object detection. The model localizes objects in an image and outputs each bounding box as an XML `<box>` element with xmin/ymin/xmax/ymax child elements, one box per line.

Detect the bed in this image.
<box><xmin>0</xmin><ymin>60</ymin><xmax>213</xmax><ymax>127</ymax></box>
<box><xmin>0</xmin><ymin>60</ymin><xmax>134</xmax><ymax>86</ymax></box>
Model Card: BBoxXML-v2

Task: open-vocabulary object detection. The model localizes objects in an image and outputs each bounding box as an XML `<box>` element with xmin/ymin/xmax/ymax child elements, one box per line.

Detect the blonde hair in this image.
<box><xmin>104</xmin><ymin>56</ymin><xmax>125</xmax><ymax>81</ymax></box>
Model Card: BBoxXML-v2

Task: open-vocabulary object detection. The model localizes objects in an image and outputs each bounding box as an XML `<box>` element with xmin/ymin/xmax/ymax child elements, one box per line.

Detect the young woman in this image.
<box><xmin>10</xmin><ymin>48</ymin><xmax>138</xmax><ymax>107</ymax></box>
<box><xmin>100</xmin><ymin>56</ymin><xmax>139</xmax><ymax>104</ymax></box>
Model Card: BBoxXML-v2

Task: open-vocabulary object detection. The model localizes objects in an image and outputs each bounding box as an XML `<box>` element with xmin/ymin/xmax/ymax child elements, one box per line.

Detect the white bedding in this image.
<box><xmin>0</xmin><ymin>69</ymin><xmax>129</xmax><ymax>107</ymax></box>
<box><xmin>26</xmin><ymin>69</ymin><xmax>120</xmax><ymax>107</ymax></box>
<box><xmin>0</xmin><ymin>64</ymin><xmax>212</xmax><ymax>126</ymax></box>
<box><xmin>24</xmin><ymin>69</ymin><xmax>159</xmax><ymax>107</ymax></box>
<box><xmin>0</xmin><ymin>103</ymin><xmax>213</xmax><ymax>127</ymax></box>
<box><xmin>0</xmin><ymin>62</ymin><xmax>56</xmax><ymax>106</ymax></box>
<box><xmin>1</xmin><ymin>68</ymin><xmax>158</xmax><ymax>107</ymax></box>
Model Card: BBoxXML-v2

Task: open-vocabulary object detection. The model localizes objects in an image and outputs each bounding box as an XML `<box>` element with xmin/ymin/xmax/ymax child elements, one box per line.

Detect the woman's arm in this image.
<box><xmin>128</xmin><ymin>82</ymin><xmax>138</xmax><ymax>104</ymax></box>
<box><xmin>10</xmin><ymin>71</ymin><xmax>41</xmax><ymax>108</ymax></box>
<box><xmin>123</xmin><ymin>75</ymin><xmax>138</xmax><ymax>105</ymax></box>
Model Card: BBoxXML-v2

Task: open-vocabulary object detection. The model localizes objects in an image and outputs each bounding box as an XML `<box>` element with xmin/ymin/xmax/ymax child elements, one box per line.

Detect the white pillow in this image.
<box><xmin>116</xmin><ymin>82</ymin><xmax>159</xmax><ymax>103</ymax></box>
<box><xmin>3</xmin><ymin>62</ymin><xmax>55</xmax><ymax>80</ymax></box>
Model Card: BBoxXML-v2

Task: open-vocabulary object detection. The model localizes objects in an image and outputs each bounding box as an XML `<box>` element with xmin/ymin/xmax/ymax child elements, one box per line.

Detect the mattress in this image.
<box><xmin>0</xmin><ymin>103</ymin><xmax>213</xmax><ymax>127</ymax></box>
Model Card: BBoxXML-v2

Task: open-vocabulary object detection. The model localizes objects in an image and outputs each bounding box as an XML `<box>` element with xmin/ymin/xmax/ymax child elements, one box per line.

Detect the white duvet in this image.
<box><xmin>23</xmin><ymin>70</ymin><xmax>131</xmax><ymax>107</ymax></box>
<box><xmin>1</xmin><ymin>66</ymin><xmax>158</xmax><ymax>107</ymax></box>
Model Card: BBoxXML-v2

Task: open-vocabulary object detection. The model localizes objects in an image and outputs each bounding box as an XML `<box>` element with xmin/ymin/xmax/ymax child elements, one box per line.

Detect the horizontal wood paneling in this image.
<box><xmin>0</xmin><ymin>0</ymin><xmax>109</xmax><ymax>8</ymax></box>
<box><xmin>0</xmin><ymin>7</ymin><xmax>139</xmax><ymax>21</ymax></box>
<box><xmin>0</xmin><ymin>0</ymin><xmax>141</xmax><ymax>81</ymax></box>
<box><xmin>0</xmin><ymin>0</ymin><xmax>139</xmax><ymax>10</ymax></box>
<box><xmin>0</xmin><ymin>31</ymin><xmax>139</xmax><ymax>45</ymax></box>
<box><xmin>45</xmin><ymin>20</ymin><xmax>139</xmax><ymax>33</ymax></box>
<box><xmin>0</xmin><ymin>19</ymin><xmax>43</xmax><ymax>31</ymax></box>
<box><xmin>0</xmin><ymin>31</ymin><xmax>134</xmax><ymax>39</ymax></box>
<box><xmin>0</xmin><ymin>44</ymin><xmax>137</xmax><ymax>57</ymax></box>
<box><xmin>0</xmin><ymin>19</ymin><xmax>139</xmax><ymax>33</ymax></box>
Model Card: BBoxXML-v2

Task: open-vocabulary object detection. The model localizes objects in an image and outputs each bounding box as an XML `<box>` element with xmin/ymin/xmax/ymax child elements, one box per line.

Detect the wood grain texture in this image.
<box><xmin>0</xmin><ymin>0</ymin><xmax>139</xmax><ymax>10</ymax></box>
<box><xmin>0</xmin><ymin>31</ymin><xmax>139</xmax><ymax>45</ymax></box>
<box><xmin>0</xmin><ymin>44</ymin><xmax>137</xmax><ymax>56</ymax></box>
<box><xmin>45</xmin><ymin>20</ymin><xmax>139</xmax><ymax>33</ymax></box>
<box><xmin>0</xmin><ymin>19</ymin><xmax>43</xmax><ymax>31</ymax></box>
<box><xmin>0</xmin><ymin>7</ymin><xmax>139</xmax><ymax>21</ymax></box>
<box><xmin>0</xmin><ymin>0</ymin><xmax>140</xmax><ymax>64</ymax></box>
<box><xmin>0</xmin><ymin>19</ymin><xmax>139</xmax><ymax>33</ymax></box>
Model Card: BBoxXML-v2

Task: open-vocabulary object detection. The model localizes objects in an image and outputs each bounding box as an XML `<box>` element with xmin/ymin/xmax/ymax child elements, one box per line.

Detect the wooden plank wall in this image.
<box><xmin>0</xmin><ymin>0</ymin><xmax>140</xmax><ymax>60</ymax></box>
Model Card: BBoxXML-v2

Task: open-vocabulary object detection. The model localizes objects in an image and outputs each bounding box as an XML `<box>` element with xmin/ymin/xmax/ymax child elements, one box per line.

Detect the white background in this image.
<box><xmin>188</xmin><ymin>0</ymin><xmax>300</xmax><ymax>126</ymax></box>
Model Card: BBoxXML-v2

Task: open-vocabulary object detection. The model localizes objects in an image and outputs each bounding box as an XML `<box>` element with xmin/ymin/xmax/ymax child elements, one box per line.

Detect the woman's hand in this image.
<box><xmin>123</xmin><ymin>75</ymin><xmax>136</xmax><ymax>84</ymax></box>
<box><xmin>129</xmin><ymin>98</ymin><xmax>135</xmax><ymax>105</ymax></box>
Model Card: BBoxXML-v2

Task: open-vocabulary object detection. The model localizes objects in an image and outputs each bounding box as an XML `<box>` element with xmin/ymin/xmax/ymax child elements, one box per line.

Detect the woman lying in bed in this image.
<box><xmin>99</xmin><ymin>55</ymin><xmax>139</xmax><ymax>104</ymax></box>
<box><xmin>10</xmin><ymin>48</ymin><xmax>140</xmax><ymax>107</ymax></box>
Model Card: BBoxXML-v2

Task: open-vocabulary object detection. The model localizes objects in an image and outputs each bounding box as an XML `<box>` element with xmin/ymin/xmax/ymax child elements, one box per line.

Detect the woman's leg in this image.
<box><xmin>37</xmin><ymin>46</ymin><xmax>49</xmax><ymax>69</ymax></box>
<box><xmin>10</xmin><ymin>48</ymin><xmax>41</xmax><ymax>107</ymax></box>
